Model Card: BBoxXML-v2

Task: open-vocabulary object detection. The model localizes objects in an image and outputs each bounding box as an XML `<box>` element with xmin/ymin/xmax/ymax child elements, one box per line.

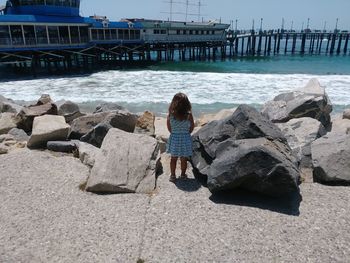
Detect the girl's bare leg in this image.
<box><xmin>180</xmin><ymin>157</ymin><xmax>188</xmax><ymax>177</ymax></box>
<box><xmin>170</xmin><ymin>157</ymin><xmax>178</xmax><ymax>177</ymax></box>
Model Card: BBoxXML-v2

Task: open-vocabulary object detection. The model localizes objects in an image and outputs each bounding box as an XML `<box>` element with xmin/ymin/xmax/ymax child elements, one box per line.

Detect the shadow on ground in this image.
<box><xmin>175</xmin><ymin>178</ymin><xmax>202</xmax><ymax>192</ymax></box>
<box><xmin>209</xmin><ymin>189</ymin><xmax>302</xmax><ymax>216</ymax></box>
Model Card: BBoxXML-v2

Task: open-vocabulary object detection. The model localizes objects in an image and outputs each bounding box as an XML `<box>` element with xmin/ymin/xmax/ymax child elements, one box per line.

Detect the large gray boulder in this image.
<box><xmin>0</xmin><ymin>95</ymin><xmax>22</xmax><ymax>113</ymax></box>
<box><xmin>27</xmin><ymin>115</ymin><xmax>70</xmax><ymax>148</ymax></box>
<box><xmin>70</xmin><ymin>110</ymin><xmax>137</xmax><ymax>140</ymax></box>
<box><xmin>0</xmin><ymin>112</ymin><xmax>18</xmax><ymax>135</ymax></box>
<box><xmin>276</xmin><ymin>117</ymin><xmax>326</xmax><ymax>168</ymax></box>
<box><xmin>261</xmin><ymin>79</ymin><xmax>333</xmax><ymax>129</ymax></box>
<box><xmin>17</xmin><ymin>102</ymin><xmax>58</xmax><ymax>133</ymax></box>
<box><xmin>311</xmin><ymin>133</ymin><xmax>350</xmax><ymax>185</ymax></box>
<box><xmin>57</xmin><ymin>100</ymin><xmax>84</xmax><ymax>123</ymax></box>
<box><xmin>192</xmin><ymin>104</ymin><xmax>300</xmax><ymax>196</ymax></box>
<box><xmin>86</xmin><ymin>128</ymin><xmax>162</xmax><ymax>194</ymax></box>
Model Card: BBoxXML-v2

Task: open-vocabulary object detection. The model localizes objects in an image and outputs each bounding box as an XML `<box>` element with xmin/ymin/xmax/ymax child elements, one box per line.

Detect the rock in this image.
<box><xmin>70</xmin><ymin>110</ymin><xmax>137</xmax><ymax>140</ymax></box>
<box><xmin>17</xmin><ymin>102</ymin><xmax>58</xmax><ymax>133</ymax></box>
<box><xmin>0</xmin><ymin>95</ymin><xmax>22</xmax><ymax>113</ymax></box>
<box><xmin>206</xmin><ymin>138</ymin><xmax>300</xmax><ymax>196</ymax></box>
<box><xmin>0</xmin><ymin>112</ymin><xmax>17</xmax><ymax>135</ymax></box>
<box><xmin>47</xmin><ymin>141</ymin><xmax>77</xmax><ymax>153</ymax></box>
<box><xmin>70</xmin><ymin>111</ymin><xmax>111</xmax><ymax>139</ymax></box>
<box><xmin>134</xmin><ymin>111</ymin><xmax>155</xmax><ymax>137</ymax></box>
<box><xmin>57</xmin><ymin>100</ymin><xmax>85</xmax><ymax>123</ymax></box>
<box><xmin>197</xmin><ymin>108</ymin><xmax>236</xmax><ymax>126</ymax></box>
<box><xmin>8</xmin><ymin>128</ymin><xmax>29</xmax><ymax>142</ymax></box>
<box><xmin>86</xmin><ymin>128</ymin><xmax>162</xmax><ymax>194</ymax></box>
<box><xmin>330</xmin><ymin>116</ymin><xmax>350</xmax><ymax>135</ymax></box>
<box><xmin>0</xmin><ymin>144</ymin><xmax>8</xmax><ymax>154</ymax></box>
<box><xmin>93</xmin><ymin>102</ymin><xmax>125</xmax><ymax>113</ymax></box>
<box><xmin>0</xmin><ymin>134</ymin><xmax>15</xmax><ymax>143</ymax></box>
<box><xmin>343</xmin><ymin>109</ymin><xmax>350</xmax><ymax>120</ymax></box>
<box><xmin>37</xmin><ymin>94</ymin><xmax>53</xmax><ymax>105</ymax></box>
<box><xmin>192</xmin><ymin>104</ymin><xmax>300</xmax><ymax>196</ymax></box>
<box><xmin>276</xmin><ymin>117</ymin><xmax>326</xmax><ymax>168</ymax></box>
<box><xmin>27</xmin><ymin>115</ymin><xmax>70</xmax><ymax>149</ymax></box>
<box><xmin>80</xmin><ymin>123</ymin><xmax>112</xmax><ymax>148</ymax></box>
<box><xmin>261</xmin><ymin>78</ymin><xmax>333</xmax><ymax>129</ymax></box>
<box><xmin>311</xmin><ymin>133</ymin><xmax>350</xmax><ymax>184</ymax></box>
<box><xmin>76</xmin><ymin>141</ymin><xmax>100</xmax><ymax>168</ymax></box>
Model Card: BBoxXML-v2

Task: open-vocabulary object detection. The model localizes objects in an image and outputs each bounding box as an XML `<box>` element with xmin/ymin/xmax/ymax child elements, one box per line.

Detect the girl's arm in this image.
<box><xmin>167</xmin><ymin>114</ymin><xmax>172</xmax><ymax>133</ymax></box>
<box><xmin>189</xmin><ymin>113</ymin><xmax>195</xmax><ymax>133</ymax></box>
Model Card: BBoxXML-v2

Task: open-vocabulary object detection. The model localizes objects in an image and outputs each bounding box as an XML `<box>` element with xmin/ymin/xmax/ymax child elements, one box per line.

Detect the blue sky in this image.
<box><xmin>1</xmin><ymin>0</ymin><xmax>349</xmax><ymax>30</ymax></box>
<box><xmin>79</xmin><ymin>0</ymin><xmax>350</xmax><ymax>30</ymax></box>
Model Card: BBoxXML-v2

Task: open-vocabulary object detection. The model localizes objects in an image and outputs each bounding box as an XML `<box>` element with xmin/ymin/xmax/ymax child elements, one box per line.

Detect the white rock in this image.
<box><xmin>27</xmin><ymin>115</ymin><xmax>70</xmax><ymax>148</ymax></box>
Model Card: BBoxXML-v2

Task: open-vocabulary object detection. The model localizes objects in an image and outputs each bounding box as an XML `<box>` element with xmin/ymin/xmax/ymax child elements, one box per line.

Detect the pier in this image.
<box><xmin>1</xmin><ymin>30</ymin><xmax>349</xmax><ymax>75</ymax></box>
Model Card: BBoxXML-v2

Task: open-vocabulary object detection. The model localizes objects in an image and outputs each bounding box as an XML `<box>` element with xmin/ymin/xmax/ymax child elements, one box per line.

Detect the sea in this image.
<box><xmin>0</xmin><ymin>54</ymin><xmax>349</xmax><ymax>117</ymax></box>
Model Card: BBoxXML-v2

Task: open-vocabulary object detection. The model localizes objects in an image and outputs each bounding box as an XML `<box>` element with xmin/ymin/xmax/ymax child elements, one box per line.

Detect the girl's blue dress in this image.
<box><xmin>167</xmin><ymin>115</ymin><xmax>193</xmax><ymax>157</ymax></box>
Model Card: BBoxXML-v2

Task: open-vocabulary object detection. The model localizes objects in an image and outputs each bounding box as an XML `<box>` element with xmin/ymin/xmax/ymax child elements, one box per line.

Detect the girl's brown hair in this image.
<box><xmin>168</xmin><ymin>92</ymin><xmax>192</xmax><ymax>120</ymax></box>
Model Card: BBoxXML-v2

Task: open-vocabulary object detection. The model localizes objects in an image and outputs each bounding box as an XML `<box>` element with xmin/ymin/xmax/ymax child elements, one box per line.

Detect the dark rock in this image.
<box><xmin>47</xmin><ymin>141</ymin><xmax>77</xmax><ymax>153</ymax></box>
<box><xmin>261</xmin><ymin>79</ymin><xmax>333</xmax><ymax>129</ymax></box>
<box><xmin>191</xmin><ymin>104</ymin><xmax>300</xmax><ymax>197</ymax></box>
<box><xmin>80</xmin><ymin>123</ymin><xmax>112</xmax><ymax>148</ymax></box>
<box><xmin>312</xmin><ymin>133</ymin><xmax>350</xmax><ymax>185</ymax></box>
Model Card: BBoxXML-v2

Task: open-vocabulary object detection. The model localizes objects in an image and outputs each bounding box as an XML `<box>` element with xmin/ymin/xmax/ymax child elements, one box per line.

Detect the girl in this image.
<box><xmin>167</xmin><ymin>92</ymin><xmax>195</xmax><ymax>182</ymax></box>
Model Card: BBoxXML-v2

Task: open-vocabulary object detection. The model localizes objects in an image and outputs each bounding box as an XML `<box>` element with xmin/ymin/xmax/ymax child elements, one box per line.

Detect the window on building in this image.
<box><xmin>10</xmin><ymin>25</ymin><xmax>24</xmax><ymax>45</ymax></box>
<box><xmin>0</xmin><ymin>26</ymin><xmax>10</xmax><ymax>45</ymax></box>
<box><xmin>176</xmin><ymin>30</ymin><xmax>180</xmax><ymax>35</ymax></box>
<box><xmin>189</xmin><ymin>30</ymin><xmax>193</xmax><ymax>35</ymax></box>
<box><xmin>153</xmin><ymin>29</ymin><xmax>160</xmax><ymax>34</ymax></box>
<box><xmin>35</xmin><ymin>25</ymin><xmax>48</xmax><ymax>45</ymax></box>
<box><xmin>79</xmin><ymin>26</ymin><xmax>89</xmax><ymax>43</ymax></box>
<box><xmin>183</xmin><ymin>30</ymin><xmax>187</xmax><ymax>35</ymax></box>
<box><xmin>130</xmin><ymin>29</ymin><xmax>135</xmax><ymax>40</ymax></box>
<box><xmin>23</xmin><ymin>25</ymin><xmax>36</xmax><ymax>45</ymax></box>
<box><xmin>111</xmin><ymin>29</ymin><xmax>117</xmax><ymax>39</ymax></box>
<box><xmin>58</xmin><ymin>26</ymin><xmax>69</xmax><ymax>44</ymax></box>
<box><xmin>135</xmin><ymin>30</ymin><xmax>140</xmax><ymax>39</ymax></box>
<box><xmin>91</xmin><ymin>29</ymin><xmax>98</xmax><ymax>40</ymax></box>
<box><xmin>212</xmin><ymin>30</ymin><xmax>215</xmax><ymax>35</ymax></box>
<box><xmin>118</xmin><ymin>29</ymin><xmax>123</xmax><ymax>39</ymax></box>
<box><xmin>105</xmin><ymin>29</ymin><xmax>112</xmax><ymax>40</ymax></box>
<box><xmin>195</xmin><ymin>30</ymin><xmax>199</xmax><ymax>34</ymax></box>
<box><xmin>48</xmin><ymin>26</ymin><xmax>59</xmax><ymax>44</ymax></box>
<box><xmin>161</xmin><ymin>30</ymin><xmax>166</xmax><ymax>34</ymax></box>
<box><xmin>206</xmin><ymin>30</ymin><xmax>209</xmax><ymax>35</ymax></box>
<box><xmin>97</xmin><ymin>29</ymin><xmax>104</xmax><ymax>40</ymax></box>
<box><xmin>70</xmin><ymin>26</ymin><xmax>79</xmax><ymax>43</ymax></box>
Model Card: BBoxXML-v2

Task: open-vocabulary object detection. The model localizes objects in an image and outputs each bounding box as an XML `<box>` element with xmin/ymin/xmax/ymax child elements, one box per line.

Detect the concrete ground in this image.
<box><xmin>1</xmin><ymin>149</ymin><xmax>350</xmax><ymax>263</ymax></box>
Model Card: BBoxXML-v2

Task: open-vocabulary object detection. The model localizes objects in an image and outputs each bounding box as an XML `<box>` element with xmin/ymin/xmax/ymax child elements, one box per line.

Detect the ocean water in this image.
<box><xmin>0</xmin><ymin>55</ymin><xmax>349</xmax><ymax>117</ymax></box>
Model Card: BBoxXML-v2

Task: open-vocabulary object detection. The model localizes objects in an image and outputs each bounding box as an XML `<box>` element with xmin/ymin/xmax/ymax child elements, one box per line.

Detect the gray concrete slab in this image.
<box><xmin>0</xmin><ymin>149</ymin><xmax>149</xmax><ymax>263</ymax></box>
<box><xmin>1</xmin><ymin>150</ymin><xmax>350</xmax><ymax>262</ymax></box>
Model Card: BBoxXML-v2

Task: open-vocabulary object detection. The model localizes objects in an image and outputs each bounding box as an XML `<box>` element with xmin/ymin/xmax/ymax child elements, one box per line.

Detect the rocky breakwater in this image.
<box><xmin>0</xmin><ymin>94</ymin><xmax>163</xmax><ymax>195</ymax></box>
<box><xmin>261</xmin><ymin>78</ymin><xmax>350</xmax><ymax>185</ymax></box>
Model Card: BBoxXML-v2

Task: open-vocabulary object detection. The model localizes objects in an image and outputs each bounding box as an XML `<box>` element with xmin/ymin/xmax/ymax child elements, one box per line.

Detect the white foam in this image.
<box><xmin>0</xmin><ymin>70</ymin><xmax>349</xmax><ymax>106</ymax></box>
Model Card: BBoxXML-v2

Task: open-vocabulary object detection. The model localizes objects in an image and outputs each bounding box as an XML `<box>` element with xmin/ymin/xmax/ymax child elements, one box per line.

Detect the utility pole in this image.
<box><xmin>260</xmin><ymin>18</ymin><xmax>263</xmax><ymax>32</ymax></box>
<box><xmin>323</xmin><ymin>21</ymin><xmax>327</xmax><ymax>32</ymax></box>
<box><xmin>335</xmin><ymin>18</ymin><xmax>339</xmax><ymax>32</ymax></box>
<box><xmin>307</xmin><ymin>17</ymin><xmax>310</xmax><ymax>30</ymax></box>
<box><xmin>235</xmin><ymin>19</ymin><xmax>238</xmax><ymax>33</ymax></box>
<box><xmin>290</xmin><ymin>20</ymin><xmax>293</xmax><ymax>31</ymax></box>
